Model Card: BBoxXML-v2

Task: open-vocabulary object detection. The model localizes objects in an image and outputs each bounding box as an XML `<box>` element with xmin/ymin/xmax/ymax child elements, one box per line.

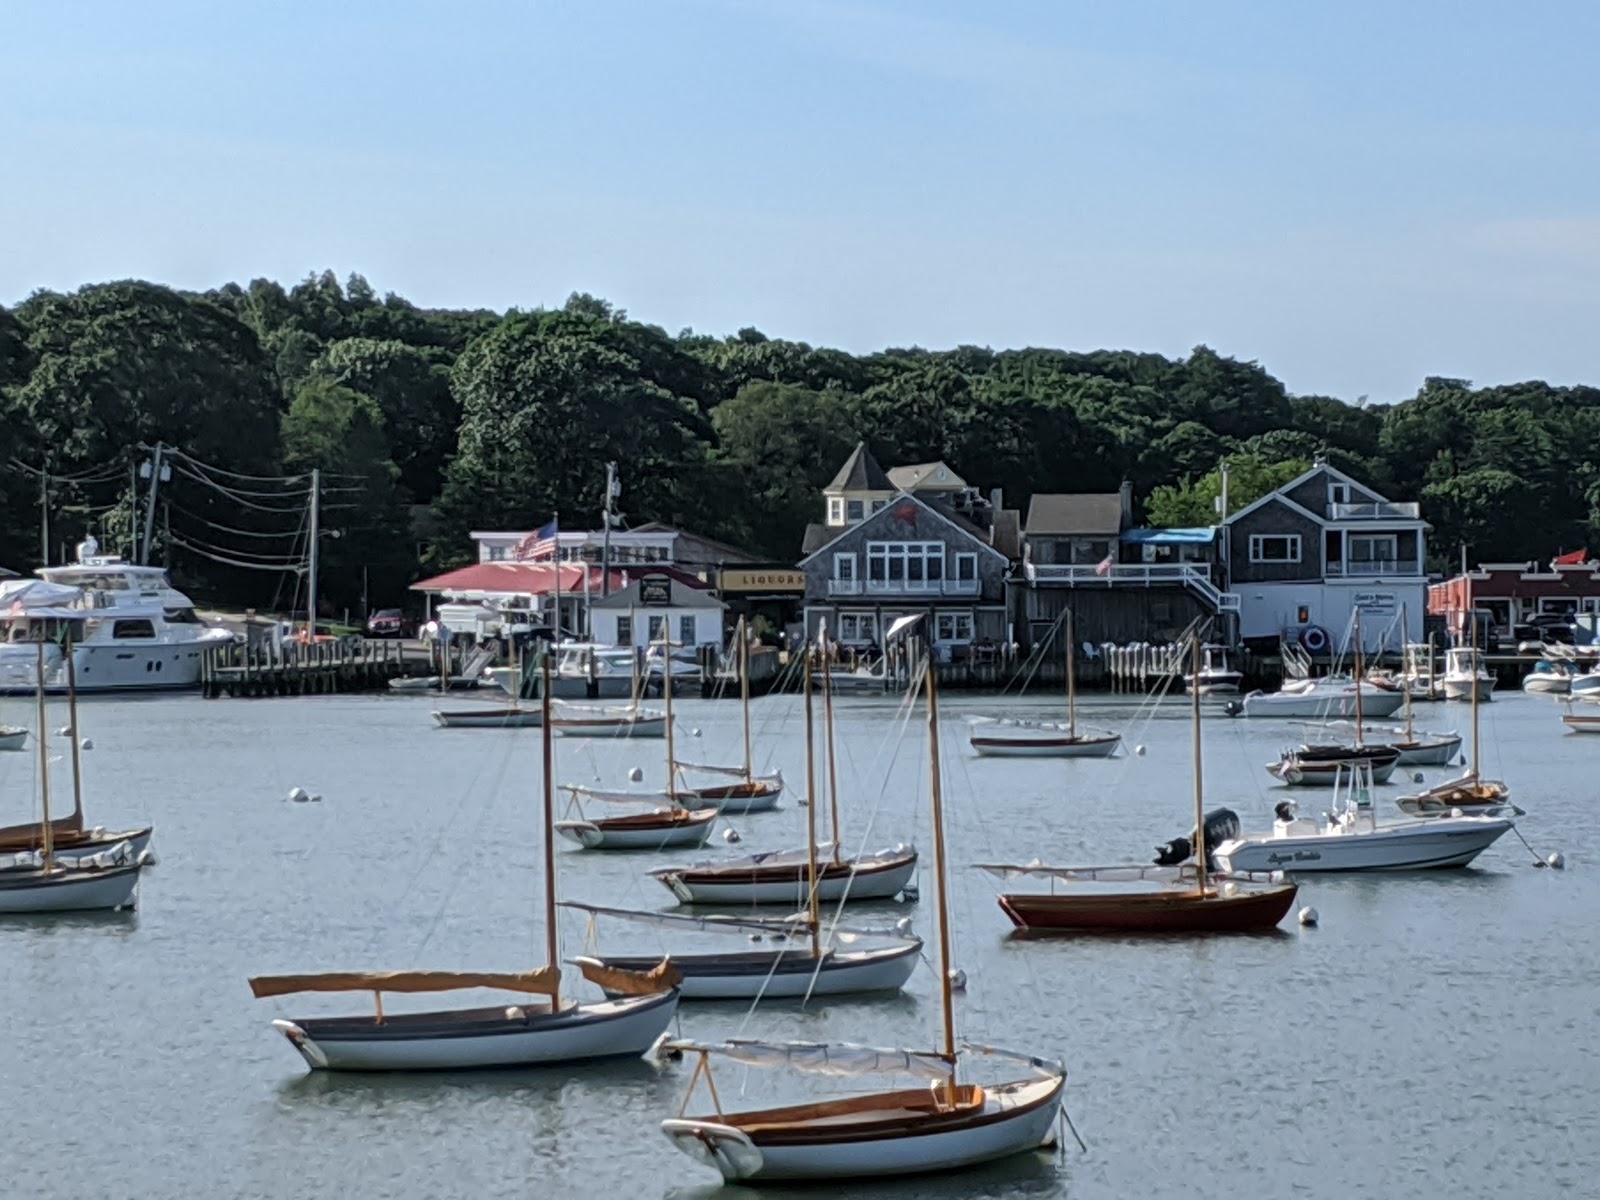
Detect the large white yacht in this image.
<box><xmin>0</xmin><ymin>540</ymin><xmax>235</xmax><ymax>694</ymax></box>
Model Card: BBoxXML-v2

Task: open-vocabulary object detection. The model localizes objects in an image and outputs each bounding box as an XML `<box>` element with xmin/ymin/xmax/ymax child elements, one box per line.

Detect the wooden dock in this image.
<box><xmin>201</xmin><ymin>639</ymin><xmax>427</xmax><ymax>698</ymax></box>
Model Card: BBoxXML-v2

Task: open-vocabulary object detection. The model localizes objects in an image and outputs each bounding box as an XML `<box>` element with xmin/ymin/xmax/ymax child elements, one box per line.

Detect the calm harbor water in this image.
<box><xmin>1</xmin><ymin>685</ymin><xmax>1595</xmax><ymax>1199</ymax></box>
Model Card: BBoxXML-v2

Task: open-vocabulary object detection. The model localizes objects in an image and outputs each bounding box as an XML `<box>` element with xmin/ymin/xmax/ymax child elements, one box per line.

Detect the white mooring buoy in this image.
<box><xmin>79</xmin><ymin>737</ymin><xmax>94</xmax><ymax>751</ymax></box>
<box><xmin>722</xmin><ymin>828</ymin><xmax>741</xmax><ymax>844</ymax></box>
<box><xmin>627</xmin><ymin>766</ymin><xmax>644</xmax><ymax>782</ymax></box>
<box><xmin>1298</xmin><ymin>906</ymin><xmax>1319</xmax><ymax>927</ymax></box>
<box><xmin>947</xmin><ymin>968</ymin><xmax>968</xmax><ymax>991</ymax></box>
<box><xmin>1134</xmin><ymin>745</ymin><xmax>1147</xmax><ymax>757</ymax></box>
<box><xmin>287</xmin><ymin>786</ymin><xmax>310</xmax><ymax>803</ymax></box>
<box><xmin>1547</xmin><ymin>852</ymin><xmax>1565</xmax><ymax>870</ymax></box>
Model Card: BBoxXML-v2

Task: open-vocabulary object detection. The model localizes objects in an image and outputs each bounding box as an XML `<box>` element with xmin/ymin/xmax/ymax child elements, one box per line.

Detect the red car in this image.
<box><xmin>366</xmin><ymin>608</ymin><xmax>410</xmax><ymax>638</ymax></box>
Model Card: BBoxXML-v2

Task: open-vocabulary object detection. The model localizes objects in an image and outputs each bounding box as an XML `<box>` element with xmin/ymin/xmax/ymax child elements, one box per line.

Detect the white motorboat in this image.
<box><xmin>1185</xmin><ymin>643</ymin><xmax>1243</xmax><ymax>694</ymax></box>
<box><xmin>0</xmin><ymin>726</ymin><xmax>25</xmax><ymax>751</ymax></box>
<box><xmin>250</xmin><ymin>653</ymin><xmax>681</xmax><ymax>1072</ymax></box>
<box><xmin>1212</xmin><ymin>787</ymin><xmax>1513</xmax><ymax>873</ymax></box>
<box><xmin>657</xmin><ymin>656</ymin><xmax>1064</xmax><ymax>1185</ymax></box>
<box><xmin>1568</xmin><ymin>669</ymin><xmax>1600</xmax><ymax>697</ymax></box>
<box><xmin>0</xmin><ymin>543</ymin><xmax>234</xmax><ymax>694</ymax></box>
<box><xmin>652</xmin><ymin>842</ymin><xmax>917</xmax><ymax>906</ymax></box>
<box><xmin>1562</xmin><ymin>709</ymin><xmax>1600</xmax><ymax>734</ymax></box>
<box><xmin>1234</xmin><ymin>677</ymin><xmax>1405</xmax><ymax>719</ymax></box>
<box><xmin>1441</xmin><ymin>646</ymin><xmax>1496</xmax><ymax>701</ymax></box>
<box><xmin>1523</xmin><ymin>662</ymin><xmax>1574</xmax><ymax>694</ymax></box>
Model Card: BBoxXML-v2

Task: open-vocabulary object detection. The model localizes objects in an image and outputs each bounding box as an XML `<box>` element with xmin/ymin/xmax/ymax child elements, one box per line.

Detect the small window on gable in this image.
<box><xmin>828</xmin><ymin>497</ymin><xmax>844</xmax><ymax>525</ymax></box>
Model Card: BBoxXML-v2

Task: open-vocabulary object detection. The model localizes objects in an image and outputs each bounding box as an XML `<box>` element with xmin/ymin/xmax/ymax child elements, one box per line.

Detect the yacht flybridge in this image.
<box><xmin>0</xmin><ymin>540</ymin><xmax>233</xmax><ymax>694</ymax></box>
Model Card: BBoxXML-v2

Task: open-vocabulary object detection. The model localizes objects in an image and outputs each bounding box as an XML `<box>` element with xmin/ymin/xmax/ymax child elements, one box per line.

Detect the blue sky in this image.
<box><xmin>4</xmin><ymin>0</ymin><xmax>1598</xmax><ymax>400</ymax></box>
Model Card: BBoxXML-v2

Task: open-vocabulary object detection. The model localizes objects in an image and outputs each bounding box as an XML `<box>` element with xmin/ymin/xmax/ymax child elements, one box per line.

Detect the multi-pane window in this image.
<box><xmin>1249</xmin><ymin>534</ymin><xmax>1301</xmax><ymax>564</ymax></box>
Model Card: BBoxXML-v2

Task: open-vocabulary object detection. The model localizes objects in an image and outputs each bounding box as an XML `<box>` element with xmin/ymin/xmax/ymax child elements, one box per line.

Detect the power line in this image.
<box><xmin>168</xmin><ymin>534</ymin><xmax>308</xmax><ymax>574</ymax></box>
<box><xmin>168</xmin><ymin>461</ymin><xmax>313</xmax><ymax>513</ymax></box>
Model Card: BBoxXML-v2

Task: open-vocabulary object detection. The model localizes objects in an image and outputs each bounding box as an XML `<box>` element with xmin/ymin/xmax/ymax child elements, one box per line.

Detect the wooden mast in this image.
<box><xmin>1401</xmin><ymin>605</ymin><xmax>1415</xmax><ymax>744</ymax></box>
<box><xmin>541</xmin><ymin>649</ymin><xmax>559</xmax><ymax>1007</ymax></box>
<box><xmin>738</xmin><ymin>616</ymin><xmax>753</xmax><ymax>782</ymax></box>
<box><xmin>662</xmin><ymin>632</ymin><xmax>677</xmax><ymax>803</ymax></box>
<box><xmin>1065</xmin><ymin>609</ymin><xmax>1077</xmax><ymax>740</ymax></box>
<box><xmin>1353</xmin><ymin>609</ymin><xmax>1364</xmax><ymax>746</ymax></box>
<box><xmin>628</xmin><ymin>605</ymin><xmax>640</xmax><ymax>706</ymax></box>
<box><xmin>1190</xmin><ymin>636</ymin><xmax>1206</xmax><ymax>898</ymax></box>
<box><xmin>1470</xmin><ymin>627</ymin><xmax>1480</xmax><ymax>779</ymax></box>
<box><xmin>64</xmin><ymin>631</ymin><xmax>85</xmax><ymax>833</ymax></box>
<box><xmin>821</xmin><ymin>623</ymin><xmax>842</xmax><ymax>864</ymax></box>
<box><xmin>34</xmin><ymin>643</ymin><xmax>53</xmax><ymax>871</ymax></box>
<box><xmin>924</xmin><ymin>654</ymin><xmax>957</xmax><ymax>1097</ymax></box>
<box><xmin>802</xmin><ymin>642</ymin><xmax>821</xmax><ymax>958</ymax></box>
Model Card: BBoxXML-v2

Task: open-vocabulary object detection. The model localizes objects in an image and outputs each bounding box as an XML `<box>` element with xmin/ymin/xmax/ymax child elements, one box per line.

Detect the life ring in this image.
<box><xmin>1300</xmin><ymin>625</ymin><xmax>1330</xmax><ymax>655</ymax></box>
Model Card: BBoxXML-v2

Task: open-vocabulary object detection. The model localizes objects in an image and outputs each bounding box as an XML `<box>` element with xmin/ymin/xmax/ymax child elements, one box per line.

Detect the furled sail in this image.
<box><xmin>248</xmin><ymin>967</ymin><xmax>561</xmax><ymax>999</ymax></box>
<box><xmin>661</xmin><ymin>1038</ymin><xmax>953</xmax><ymax>1081</ymax></box>
<box><xmin>575</xmin><ymin>957</ymin><xmax>681</xmax><ymax>996</ymax></box>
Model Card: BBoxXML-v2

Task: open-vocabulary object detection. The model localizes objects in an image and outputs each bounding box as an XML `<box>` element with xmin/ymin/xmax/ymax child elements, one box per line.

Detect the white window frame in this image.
<box><xmin>846</xmin><ymin>498</ymin><xmax>865</xmax><ymax>522</ymax></box>
<box><xmin>954</xmin><ymin>552</ymin><xmax>977</xmax><ymax>581</ymax></box>
<box><xmin>834</xmin><ymin>552</ymin><xmax>857</xmax><ymax>582</ymax></box>
<box><xmin>865</xmin><ymin>541</ymin><xmax>945</xmax><ymax>592</ymax></box>
<box><xmin>1328</xmin><ymin>481</ymin><xmax>1352</xmax><ymax>506</ymax></box>
<box><xmin>1347</xmin><ymin>533</ymin><xmax>1398</xmax><ymax>568</ymax></box>
<box><xmin>837</xmin><ymin>612</ymin><xmax>879</xmax><ymax>644</ymax></box>
<box><xmin>1249</xmin><ymin>534</ymin><xmax>1301</xmax><ymax>564</ymax></box>
<box><xmin>828</xmin><ymin>497</ymin><xmax>844</xmax><ymax>524</ymax></box>
<box><xmin>647</xmin><ymin>615</ymin><xmax>666</xmax><ymax>642</ymax></box>
<box><xmin>615</xmin><ymin>614</ymin><xmax>633</xmax><ymax>646</ymax></box>
<box><xmin>934</xmin><ymin>611</ymin><xmax>975</xmax><ymax>644</ymax></box>
<box><xmin>679</xmin><ymin>614</ymin><xmax>696</xmax><ymax>647</ymax></box>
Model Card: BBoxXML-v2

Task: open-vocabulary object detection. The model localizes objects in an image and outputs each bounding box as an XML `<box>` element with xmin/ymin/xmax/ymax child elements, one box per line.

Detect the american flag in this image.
<box><xmin>514</xmin><ymin>517</ymin><xmax>559</xmax><ymax>562</ymax></box>
<box><xmin>1094</xmin><ymin>553</ymin><xmax>1115</xmax><ymax>577</ymax></box>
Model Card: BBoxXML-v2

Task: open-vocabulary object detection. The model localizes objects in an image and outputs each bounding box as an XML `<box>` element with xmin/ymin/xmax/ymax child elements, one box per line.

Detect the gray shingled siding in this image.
<box><xmin>1228</xmin><ymin>500</ymin><xmax>1324</xmax><ymax>583</ymax></box>
<box><xmin>1285</xmin><ymin>468</ymin><xmax>1382</xmax><ymax>517</ymax></box>
<box><xmin>801</xmin><ymin>500</ymin><xmax>1009</xmax><ymax>645</ymax></box>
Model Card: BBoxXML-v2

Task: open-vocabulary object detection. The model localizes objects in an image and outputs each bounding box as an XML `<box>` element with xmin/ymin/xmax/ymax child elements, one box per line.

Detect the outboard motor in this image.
<box><xmin>1153</xmin><ymin>807</ymin><xmax>1241</xmax><ymax>870</ymax></box>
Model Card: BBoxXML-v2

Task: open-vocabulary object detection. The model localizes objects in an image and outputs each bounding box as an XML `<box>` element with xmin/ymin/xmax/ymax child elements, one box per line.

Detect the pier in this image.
<box><xmin>200</xmin><ymin>639</ymin><xmax>428</xmax><ymax>698</ymax></box>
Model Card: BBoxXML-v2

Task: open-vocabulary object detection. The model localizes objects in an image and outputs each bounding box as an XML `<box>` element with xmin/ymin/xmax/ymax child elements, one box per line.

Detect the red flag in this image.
<box><xmin>1094</xmin><ymin>554</ymin><xmax>1115</xmax><ymax>577</ymax></box>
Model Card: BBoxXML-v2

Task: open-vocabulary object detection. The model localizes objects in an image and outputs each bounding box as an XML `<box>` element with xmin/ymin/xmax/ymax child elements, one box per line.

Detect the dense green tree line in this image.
<box><xmin>3</xmin><ymin>273</ymin><xmax>1597</xmax><ymax>614</ymax></box>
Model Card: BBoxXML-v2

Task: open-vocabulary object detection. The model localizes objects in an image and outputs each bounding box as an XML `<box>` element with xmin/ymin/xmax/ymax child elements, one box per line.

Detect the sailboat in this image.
<box><xmin>565</xmin><ymin>649</ymin><xmax>920</xmax><ymax>1000</ymax></box>
<box><xmin>0</xmin><ymin>635</ymin><xmax>153</xmax><ymax>861</ymax></box>
<box><xmin>1396</xmin><ymin>638</ymin><xmax>1514</xmax><ymax>817</ymax></box>
<box><xmin>650</xmin><ymin>635</ymin><xmax>916</xmax><ymax>906</ymax></box>
<box><xmin>656</xmin><ymin>656</ymin><xmax>1066</xmax><ymax>1184</ymax></box>
<box><xmin>1369</xmin><ymin>612</ymin><xmax>1461</xmax><ymax>765</ymax></box>
<box><xmin>249</xmin><ymin>653</ymin><xmax>682</xmax><ymax>1072</ymax></box>
<box><xmin>969</xmin><ymin>612</ymin><xmax>1120</xmax><ymax>758</ymax></box>
<box><xmin>666</xmin><ymin>618</ymin><xmax>784</xmax><ymax>813</ymax></box>
<box><xmin>556</xmin><ymin>637</ymin><xmax>718</xmax><ymax>850</ymax></box>
<box><xmin>1267</xmin><ymin>614</ymin><xmax>1400</xmax><ymax>786</ymax></box>
<box><xmin>983</xmin><ymin>638</ymin><xmax>1299</xmax><ymax>934</ymax></box>
<box><xmin>0</xmin><ymin>643</ymin><xmax>147</xmax><ymax>914</ymax></box>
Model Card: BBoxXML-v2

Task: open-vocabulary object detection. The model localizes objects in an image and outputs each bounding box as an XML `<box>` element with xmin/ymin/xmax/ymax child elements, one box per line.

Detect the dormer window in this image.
<box><xmin>846</xmin><ymin>499</ymin><xmax>864</xmax><ymax>521</ymax></box>
<box><xmin>828</xmin><ymin>497</ymin><xmax>844</xmax><ymax>525</ymax></box>
<box><xmin>1329</xmin><ymin>482</ymin><xmax>1351</xmax><ymax>507</ymax></box>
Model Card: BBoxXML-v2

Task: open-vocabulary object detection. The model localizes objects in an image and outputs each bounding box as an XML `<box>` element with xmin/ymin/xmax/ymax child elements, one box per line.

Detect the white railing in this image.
<box><xmin>1023</xmin><ymin>562</ymin><xmax>1240</xmax><ymax>613</ymax></box>
<box><xmin>827</xmin><ymin>577</ymin><xmax>981</xmax><ymax>598</ymax></box>
<box><xmin>1330</xmin><ymin>501</ymin><xmax>1420</xmax><ymax>520</ymax></box>
<box><xmin>1326</xmin><ymin>560</ymin><xmax>1422</xmax><ymax>577</ymax></box>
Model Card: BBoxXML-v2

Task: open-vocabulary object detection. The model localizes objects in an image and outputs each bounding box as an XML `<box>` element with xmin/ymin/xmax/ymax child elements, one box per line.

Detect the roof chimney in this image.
<box><xmin>989</xmin><ymin>486</ymin><xmax>1002</xmax><ymax>513</ymax></box>
<box><xmin>1118</xmin><ymin>480</ymin><xmax>1133</xmax><ymax>531</ymax></box>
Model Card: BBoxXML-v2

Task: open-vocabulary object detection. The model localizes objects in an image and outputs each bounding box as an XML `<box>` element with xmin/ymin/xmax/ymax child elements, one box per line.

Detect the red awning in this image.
<box><xmin>410</xmin><ymin>561</ymin><xmax>709</xmax><ymax>596</ymax></box>
<box><xmin>1554</xmin><ymin>549</ymin><xmax>1590</xmax><ymax>566</ymax></box>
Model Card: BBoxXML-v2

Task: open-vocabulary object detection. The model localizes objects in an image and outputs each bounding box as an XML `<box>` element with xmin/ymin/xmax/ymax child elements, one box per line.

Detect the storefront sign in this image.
<box><xmin>1353</xmin><ymin>591</ymin><xmax>1397</xmax><ymax>617</ymax></box>
<box><xmin>639</xmin><ymin>576</ymin><xmax>673</xmax><ymax>606</ymax></box>
<box><xmin>718</xmin><ymin>568</ymin><xmax>805</xmax><ymax>594</ymax></box>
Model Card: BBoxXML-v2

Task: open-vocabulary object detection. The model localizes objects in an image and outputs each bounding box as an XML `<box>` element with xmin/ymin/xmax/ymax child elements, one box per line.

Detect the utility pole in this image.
<box><xmin>38</xmin><ymin>469</ymin><xmax>49</xmax><ymax>566</ymax></box>
<box><xmin>128</xmin><ymin>464</ymin><xmax>139</xmax><ymax>559</ymax></box>
<box><xmin>307</xmin><ymin>468</ymin><xmax>321</xmax><ymax>639</ymax></box>
<box><xmin>600</xmin><ymin>461</ymin><xmax>619</xmax><ymax>598</ymax></box>
<box><xmin>139</xmin><ymin>443</ymin><xmax>168</xmax><ymax>565</ymax></box>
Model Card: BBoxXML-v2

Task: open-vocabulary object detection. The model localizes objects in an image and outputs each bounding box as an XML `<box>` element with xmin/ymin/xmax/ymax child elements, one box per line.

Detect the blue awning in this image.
<box><xmin>1120</xmin><ymin>527</ymin><xmax>1217</xmax><ymax>545</ymax></box>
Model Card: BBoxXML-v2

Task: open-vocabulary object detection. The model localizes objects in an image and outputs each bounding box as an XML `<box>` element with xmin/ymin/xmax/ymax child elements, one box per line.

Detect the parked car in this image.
<box><xmin>366</xmin><ymin>608</ymin><xmax>411</xmax><ymax>638</ymax></box>
<box><xmin>1514</xmin><ymin>612</ymin><xmax>1576</xmax><ymax>645</ymax></box>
